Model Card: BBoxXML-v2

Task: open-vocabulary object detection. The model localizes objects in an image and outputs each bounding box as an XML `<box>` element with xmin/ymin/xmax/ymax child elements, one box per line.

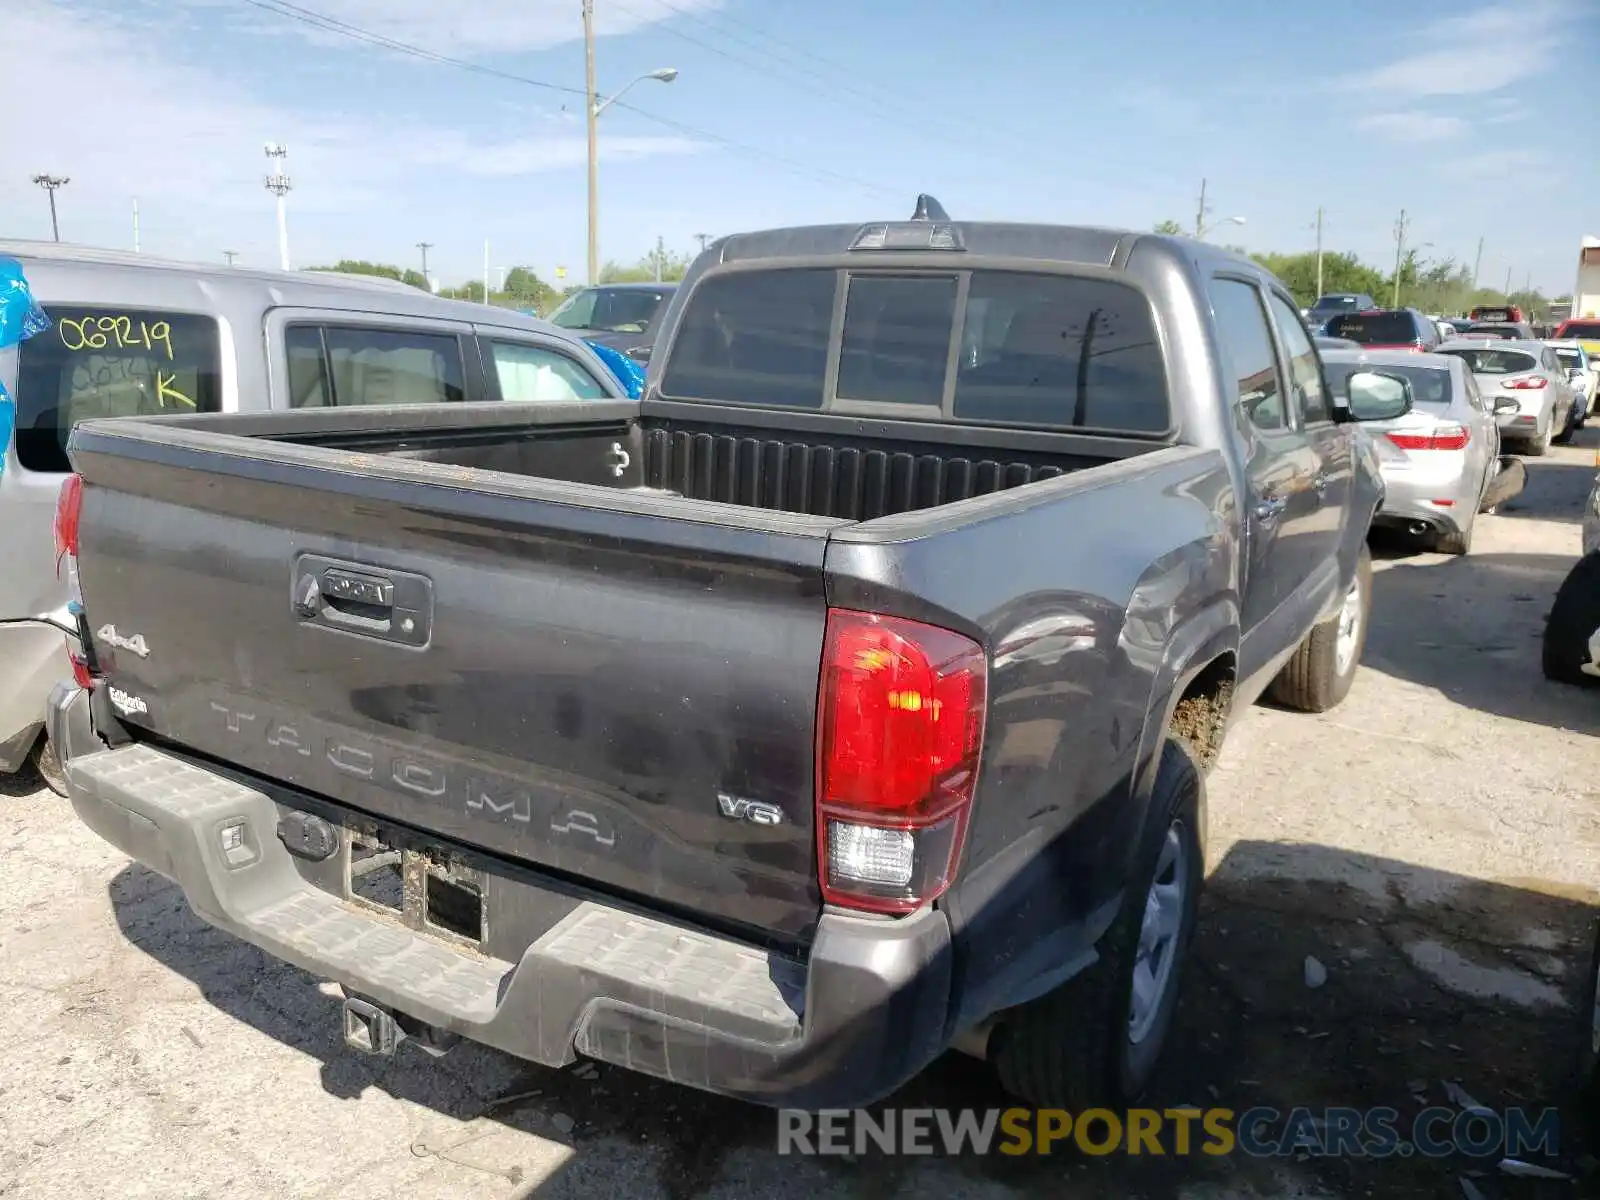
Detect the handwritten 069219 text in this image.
<box><xmin>56</xmin><ymin>314</ymin><xmax>175</xmax><ymax>361</ymax></box>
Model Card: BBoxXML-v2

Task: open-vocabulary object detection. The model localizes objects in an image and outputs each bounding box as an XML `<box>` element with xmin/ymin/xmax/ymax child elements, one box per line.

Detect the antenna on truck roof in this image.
<box><xmin>911</xmin><ymin>194</ymin><xmax>949</xmax><ymax>221</ymax></box>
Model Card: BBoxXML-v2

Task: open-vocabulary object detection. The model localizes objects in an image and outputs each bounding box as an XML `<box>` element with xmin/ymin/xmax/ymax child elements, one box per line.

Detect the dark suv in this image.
<box><xmin>1307</xmin><ymin>292</ymin><xmax>1380</xmax><ymax>329</ymax></box>
<box><xmin>1324</xmin><ymin>308</ymin><xmax>1442</xmax><ymax>352</ymax></box>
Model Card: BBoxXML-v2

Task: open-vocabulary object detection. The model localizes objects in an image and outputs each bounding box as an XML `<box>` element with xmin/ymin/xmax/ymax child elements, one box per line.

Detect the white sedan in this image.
<box><xmin>1551</xmin><ymin>340</ymin><xmax>1598</xmax><ymax>426</ymax></box>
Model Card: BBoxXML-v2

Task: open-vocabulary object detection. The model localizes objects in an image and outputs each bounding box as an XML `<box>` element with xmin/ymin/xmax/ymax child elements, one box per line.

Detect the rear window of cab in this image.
<box><xmin>658</xmin><ymin>268</ymin><xmax>1171</xmax><ymax>434</ymax></box>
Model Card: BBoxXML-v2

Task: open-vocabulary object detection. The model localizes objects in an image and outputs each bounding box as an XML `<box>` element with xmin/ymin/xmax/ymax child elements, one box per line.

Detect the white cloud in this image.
<box><xmin>0</xmin><ymin>2</ymin><xmax>704</xmax><ymax>230</ymax></box>
<box><xmin>1356</xmin><ymin>111</ymin><xmax>1471</xmax><ymax>142</ymax></box>
<box><xmin>1335</xmin><ymin>0</ymin><xmax>1571</xmax><ymax>97</ymax></box>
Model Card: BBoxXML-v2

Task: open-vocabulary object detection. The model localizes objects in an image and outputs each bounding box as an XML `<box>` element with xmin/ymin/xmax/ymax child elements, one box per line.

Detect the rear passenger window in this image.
<box><xmin>838</xmin><ymin>275</ymin><xmax>957</xmax><ymax>407</ymax></box>
<box><xmin>953</xmin><ymin>272</ymin><xmax>1169</xmax><ymax>431</ymax></box>
<box><xmin>13</xmin><ymin>306</ymin><xmax>222</xmax><ymax>473</ymax></box>
<box><xmin>1267</xmin><ymin>293</ymin><xmax>1331</xmax><ymax>424</ymax></box>
<box><xmin>489</xmin><ymin>342</ymin><xmax>608</xmax><ymax>402</ymax></box>
<box><xmin>660</xmin><ymin>269</ymin><xmax>835</xmax><ymax>408</ymax></box>
<box><xmin>286</xmin><ymin>325</ymin><xmax>465</xmax><ymax>407</ymax></box>
<box><xmin>1210</xmin><ymin>280</ymin><xmax>1286</xmax><ymax>432</ymax></box>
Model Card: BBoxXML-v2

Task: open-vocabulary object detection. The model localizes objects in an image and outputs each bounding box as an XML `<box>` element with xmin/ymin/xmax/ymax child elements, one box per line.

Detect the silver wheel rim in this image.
<box><xmin>1335</xmin><ymin>574</ymin><xmax>1364</xmax><ymax>676</ymax></box>
<box><xmin>1129</xmin><ymin>822</ymin><xmax>1187</xmax><ymax>1046</ymax></box>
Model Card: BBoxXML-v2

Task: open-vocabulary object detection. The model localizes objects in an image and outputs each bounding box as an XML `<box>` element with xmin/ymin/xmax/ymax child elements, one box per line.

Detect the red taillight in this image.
<box><xmin>1503</xmin><ymin>376</ymin><xmax>1548</xmax><ymax>390</ymax></box>
<box><xmin>70</xmin><ymin>655</ymin><xmax>95</xmax><ymax>689</ymax></box>
<box><xmin>53</xmin><ymin>473</ymin><xmax>83</xmax><ymax>570</ymax></box>
<box><xmin>815</xmin><ymin>609</ymin><xmax>986</xmax><ymax>914</ymax></box>
<box><xmin>1385</xmin><ymin>425</ymin><xmax>1469</xmax><ymax>452</ymax></box>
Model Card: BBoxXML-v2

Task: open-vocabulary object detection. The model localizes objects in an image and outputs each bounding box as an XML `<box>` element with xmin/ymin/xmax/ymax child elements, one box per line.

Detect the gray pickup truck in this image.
<box><xmin>49</xmin><ymin>201</ymin><xmax>1414</xmax><ymax>1110</ymax></box>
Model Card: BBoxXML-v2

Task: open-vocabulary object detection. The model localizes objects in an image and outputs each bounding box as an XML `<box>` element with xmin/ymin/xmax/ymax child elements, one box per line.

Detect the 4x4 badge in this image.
<box><xmin>97</xmin><ymin>624</ymin><xmax>150</xmax><ymax>658</ymax></box>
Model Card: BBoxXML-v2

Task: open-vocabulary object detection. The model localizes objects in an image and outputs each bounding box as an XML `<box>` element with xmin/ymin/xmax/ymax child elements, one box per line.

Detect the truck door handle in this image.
<box><xmin>1254</xmin><ymin>496</ymin><xmax>1287</xmax><ymax>522</ymax></box>
<box><xmin>291</xmin><ymin>555</ymin><xmax>432</xmax><ymax>647</ymax></box>
<box><xmin>1312</xmin><ymin>472</ymin><xmax>1329</xmax><ymax>495</ymax></box>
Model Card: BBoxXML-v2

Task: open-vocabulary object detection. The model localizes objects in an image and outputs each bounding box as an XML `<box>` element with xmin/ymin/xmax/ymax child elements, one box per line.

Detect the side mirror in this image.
<box><xmin>1344</xmin><ymin>371</ymin><xmax>1414</xmax><ymax>422</ymax></box>
<box><xmin>1493</xmin><ymin>397</ymin><xmax>1520</xmax><ymax>415</ymax></box>
<box><xmin>1569</xmin><ymin>368</ymin><xmax>1584</xmax><ymax>381</ymax></box>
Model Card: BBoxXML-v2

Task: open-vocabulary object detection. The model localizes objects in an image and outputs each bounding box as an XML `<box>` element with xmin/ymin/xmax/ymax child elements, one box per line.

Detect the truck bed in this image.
<box><xmin>65</xmin><ymin>400</ymin><xmax>1170</xmax><ymax>948</ymax></box>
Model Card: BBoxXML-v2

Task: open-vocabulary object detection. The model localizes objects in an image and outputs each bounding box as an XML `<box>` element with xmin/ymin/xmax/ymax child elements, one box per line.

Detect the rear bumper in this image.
<box><xmin>59</xmin><ymin>729</ymin><xmax>955</xmax><ymax>1108</ymax></box>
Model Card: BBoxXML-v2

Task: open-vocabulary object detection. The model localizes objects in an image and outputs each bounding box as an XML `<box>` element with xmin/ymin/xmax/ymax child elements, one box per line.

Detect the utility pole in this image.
<box><xmin>654</xmin><ymin>235</ymin><xmax>664</xmax><ymax>283</ymax></box>
<box><xmin>132</xmin><ymin>198</ymin><xmax>141</xmax><ymax>253</ymax></box>
<box><xmin>223</xmin><ymin>250</ymin><xmax>238</xmax><ymax>267</ymax></box>
<box><xmin>1391</xmin><ymin>208</ymin><xmax>1408</xmax><ymax>308</ymax></box>
<box><xmin>1314</xmin><ymin>206</ymin><xmax>1325</xmax><ymax>299</ymax></box>
<box><xmin>583</xmin><ymin>0</ymin><xmax>599</xmax><ymax>286</ymax></box>
<box><xmin>31</xmin><ymin>175</ymin><xmax>68</xmax><ymax>242</ymax></box>
<box><xmin>263</xmin><ymin>143</ymin><xmax>292</xmax><ymax>271</ymax></box>
<box><xmin>1194</xmin><ymin>177</ymin><xmax>1207</xmax><ymax>239</ymax></box>
<box><xmin>416</xmin><ymin>241</ymin><xmax>433</xmax><ymax>284</ymax></box>
<box><xmin>1472</xmin><ymin>236</ymin><xmax>1484</xmax><ymax>291</ymax></box>
<box><xmin>483</xmin><ymin>238</ymin><xmax>491</xmax><ymax>301</ymax></box>
<box><xmin>694</xmin><ymin>232</ymin><xmax>711</xmax><ymax>254</ymax></box>
<box><xmin>1505</xmin><ymin>265</ymin><xmax>1513</xmax><ymax>297</ymax></box>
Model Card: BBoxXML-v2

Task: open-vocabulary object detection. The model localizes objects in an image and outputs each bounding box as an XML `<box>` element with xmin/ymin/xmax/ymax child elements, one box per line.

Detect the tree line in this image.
<box><xmin>303</xmin><ymin>246</ymin><xmax>695</xmax><ymax>316</ymax></box>
<box><xmin>1153</xmin><ymin>220</ymin><xmax>1561</xmax><ymax>317</ymax></box>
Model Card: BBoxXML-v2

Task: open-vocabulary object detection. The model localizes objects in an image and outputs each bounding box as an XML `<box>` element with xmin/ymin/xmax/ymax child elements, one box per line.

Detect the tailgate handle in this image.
<box><xmin>292</xmin><ymin>556</ymin><xmax>432</xmax><ymax>647</ymax></box>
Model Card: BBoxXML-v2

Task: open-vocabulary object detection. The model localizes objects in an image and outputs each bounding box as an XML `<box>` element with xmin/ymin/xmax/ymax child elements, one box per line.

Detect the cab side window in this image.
<box><xmin>1210</xmin><ymin>279</ymin><xmax>1287</xmax><ymax>432</ymax></box>
<box><xmin>286</xmin><ymin>324</ymin><xmax>465</xmax><ymax>408</ymax></box>
<box><xmin>1266</xmin><ymin>293</ymin><xmax>1331</xmax><ymax>424</ymax></box>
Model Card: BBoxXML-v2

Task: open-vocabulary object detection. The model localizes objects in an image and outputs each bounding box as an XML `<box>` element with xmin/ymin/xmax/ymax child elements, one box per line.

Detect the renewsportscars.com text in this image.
<box><xmin>776</xmin><ymin>1106</ymin><xmax>1560</xmax><ymax>1159</ymax></box>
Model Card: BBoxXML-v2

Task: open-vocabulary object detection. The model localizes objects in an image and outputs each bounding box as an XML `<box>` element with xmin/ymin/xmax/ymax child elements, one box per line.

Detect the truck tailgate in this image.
<box><xmin>71</xmin><ymin>430</ymin><xmax>840</xmax><ymax>942</ymax></box>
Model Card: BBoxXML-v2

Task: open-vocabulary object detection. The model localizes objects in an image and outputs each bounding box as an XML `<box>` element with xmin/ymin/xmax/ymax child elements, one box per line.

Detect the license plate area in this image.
<box><xmin>345</xmin><ymin>828</ymin><xmax>486</xmax><ymax>951</ymax></box>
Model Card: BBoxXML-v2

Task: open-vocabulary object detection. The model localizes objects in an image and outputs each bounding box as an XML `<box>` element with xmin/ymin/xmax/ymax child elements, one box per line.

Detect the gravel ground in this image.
<box><xmin>3</xmin><ymin>433</ymin><xmax>1599</xmax><ymax>1200</ymax></box>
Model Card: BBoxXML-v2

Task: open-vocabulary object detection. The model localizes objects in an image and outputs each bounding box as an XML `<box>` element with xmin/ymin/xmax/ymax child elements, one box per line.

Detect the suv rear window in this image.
<box><xmin>13</xmin><ymin>306</ymin><xmax>222</xmax><ymax>473</ymax></box>
<box><xmin>661</xmin><ymin>267</ymin><xmax>1169</xmax><ymax>432</ymax></box>
<box><xmin>1324</xmin><ymin>312</ymin><xmax>1415</xmax><ymax>344</ymax></box>
<box><xmin>1438</xmin><ymin>347</ymin><xmax>1538</xmax><ymax>375</ymax></box>
<box><xmin>1558</xmin><ymin>321</ymin><xmax>1600</xmax><ymax>339</ymax></box>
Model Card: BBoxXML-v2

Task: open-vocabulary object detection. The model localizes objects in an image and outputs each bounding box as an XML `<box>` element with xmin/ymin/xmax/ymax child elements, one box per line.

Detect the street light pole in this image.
<box><xmin>1315</xmin><ymin>206</ymin><xmax>1324</xmax><ymax>299</ymax></box>
<box><xmin>1391</xmin><ymin>209</ymin><xmax>1408</xmax><ymax>309</ymax></box>
<box><xmin>694</xmin><ymin>232</ymin><xmax>711</xmax><ymax>254</ymax></box>
<box><xmin>264</xmin><ymin>143</ymin><xmax>292</xmax><ymax>271</ymax></box>
<box><xmin>417</xmin><ymin>241</ymin><xmax>433</xmax><ymax>283</ymax></box>
<box><xmin>223</xmin><ymin>250</ymin><xmax>239</xmax><ymax>267</ymax></box>
<box><xmin>583</xmin><ymin>0</ymin><xmax>599</xmax><ymax>286</ymax></box>
<box><xmin>31</xmin><ymin>175</ymin><xmax>69</xmax><ymax>242</ymax></box>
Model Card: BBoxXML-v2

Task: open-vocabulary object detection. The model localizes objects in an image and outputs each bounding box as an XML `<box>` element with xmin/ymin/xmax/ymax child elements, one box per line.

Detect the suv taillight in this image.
<box><xmin>815</xmin><ymin>609</ymin><xmax>986</xmax><ymax>914</ymax></box>
<box><xmin>53</xmin><ymin>474</ymin><xmax>93</xmax><ymax>688</ymax></box>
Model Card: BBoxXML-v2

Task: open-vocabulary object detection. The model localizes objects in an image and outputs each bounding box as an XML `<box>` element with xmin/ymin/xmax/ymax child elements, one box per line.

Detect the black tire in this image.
<box><xmin>991</xmin><ymin>739</ymin><xmax>1204</xmax><ymax>1110</ymax></box>
<box><xmin>1266</xmin><ymin>545</ymin><xmax>1372</xmax><ymax>713</ymax></box>
<box><xmin>1522</xmin><ymin>426</ymin><xmax>1552</xmax><ymax>456</ymax></box>
<box><xmin>1542</xmin><ymin>552</ymin><xmax>1600</xmax><ymax>687</ymax></box>
<box><xmin>30</xmin><ymin>735</ymin><xmax>67</xmax><ymax>797</ymax></box>
<box><xmin>1579</xmin><ymin>916</ymin><xmax>1600</xmax><ymax>1117</ymax></box>
<box><xmin>1434</xmin><ymin>519</ymin><xmax>1473</xmax><ymax>557</ymax></box>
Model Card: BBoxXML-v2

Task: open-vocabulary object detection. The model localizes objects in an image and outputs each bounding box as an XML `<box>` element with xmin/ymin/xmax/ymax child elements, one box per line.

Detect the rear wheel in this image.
<box><xmin>1523</xmin><ymin>422</ymin><xmax>1553</xmax><ymax>456</ymax></box>
<box><xmin>1434</xmin><ymin>518</ymin><xmax>1473</xmax><ymax>557</ymax></box>
<box><xmin>30</xmin><ymin>736</ymin><xmax>67</xmax><ymax>797</ymax></box>
<box><xmin>991</xmin><ymin>739</ymin><xmax>1203</xmax><ymax>1109</ymax></box>
<box><xmin>1542</xmin><ymin>552</ymin><xmax>1600</xmax><ymax>687</ymax></box>
<box><xmin>1266</xmin><ymin>545</ymin><xmax>1372</xmax><ymax>712</ymax></box>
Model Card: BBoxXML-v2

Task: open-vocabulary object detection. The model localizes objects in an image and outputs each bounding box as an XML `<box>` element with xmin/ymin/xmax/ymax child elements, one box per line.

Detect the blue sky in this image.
<box><xmin>4</xmin><ymin>0</ymin><xmax>1597</xmax><ymax>295</ymax></box>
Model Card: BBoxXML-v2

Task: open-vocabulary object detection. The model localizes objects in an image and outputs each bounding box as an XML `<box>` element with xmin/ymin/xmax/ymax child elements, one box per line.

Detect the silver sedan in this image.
<box><xmin>1436</xmin><ymin>339</ymin><xmax>1578</xmax><ymax>455</ymax></box>
<box><xmin>1322</xmin><ymin>348</ymin><xmax>1504</xmax><ymax>554</ymax></box>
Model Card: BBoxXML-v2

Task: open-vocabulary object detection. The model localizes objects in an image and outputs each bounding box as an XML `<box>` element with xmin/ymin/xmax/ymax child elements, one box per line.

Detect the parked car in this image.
<box><xmin>1324</xmin><ymin>307</ymin><xmax>1443</xmax><ymax>352</ymax></box>
<box><xmin>1306</xmin><ymin>292</ymin><xmax>1380</xmax><ymax>330</ymax></box>
<box><xmin>0</xmin><ymin>241</ymin><xmax>624</xmax><ymax>795</ymax></box>
<box><xmin>1583</xmin><ymin>470</ymin><xmax>1600</xmax><ymax>558</ymax></box>
<box><xmin>1321</xmin><ymin>349</ymin><xmax>1511</xmax><ymax>554</ymax></box>
<box><xmin>546</xmin><ymin>282</ymin><xmax>677</xmax><ymax>359</ymax></box>
<box><xmin>1470</xmin><ymin>304</ymin><xmax>1526</xmax><ymax>324</ymax></box>
<box><xmin>47</xmin><ymin>203</ymin><xmax>1415</xmax><ymax>1112</ymax></box>
<box><xmin>1543</xmin><ymin>550</ymin><xmax>1600</xmax><ymax>686</ymax></box>
<box><xmin>1436</xmin><ymin>339</ymin><xmax>1578</xmax><ymax>455</ymax></box>
<box><xmin>1462</xmin><ymin>321</ymin><xmax>1538</xmax><ymax>341</ymax></box>
<box><xmin>1549</xmin><ymin>340</ymin><xmax>1597</xmax><ymax>427</ymax></box>
<box><xmin>1554</xmin><ymin>318</ymin><xmax>1600</xmax><ymax>361</ymax></box>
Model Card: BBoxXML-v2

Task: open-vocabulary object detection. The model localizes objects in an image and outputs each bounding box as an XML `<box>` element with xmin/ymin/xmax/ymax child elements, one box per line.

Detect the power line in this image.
<box><xmin>235</xmin><ymin>0</ymin><xmax>894</xmax><ymax>196</ymax></box>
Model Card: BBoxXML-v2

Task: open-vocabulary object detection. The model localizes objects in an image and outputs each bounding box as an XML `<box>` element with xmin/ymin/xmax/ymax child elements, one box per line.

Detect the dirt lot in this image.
<box><xmin>3</xmin><ymin>434</ymin><xmax>1599</xmax><ymax>1200</ymax></box>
